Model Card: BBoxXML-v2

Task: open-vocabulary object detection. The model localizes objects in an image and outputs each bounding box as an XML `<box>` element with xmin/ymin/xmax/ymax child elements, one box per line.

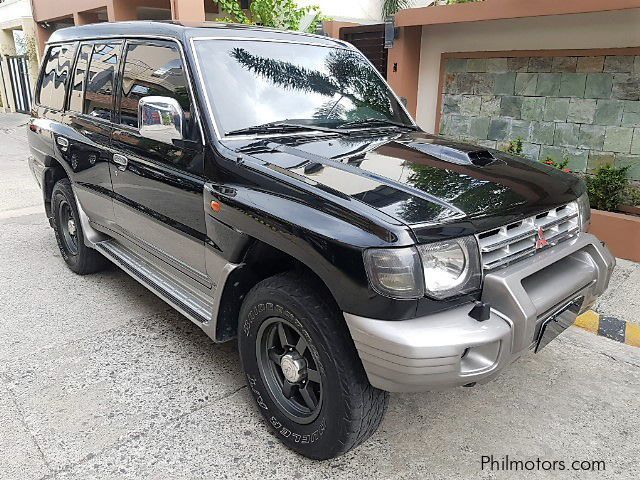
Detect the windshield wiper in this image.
<box><xmin>226</xmin><ymin>121</ymin><xmax>350</xmax><ymax>136</ymax></box>
<box><xmin>337</xmin><ymin>118</ymin><xmax>418</xmax><ymax>131</ymax></box>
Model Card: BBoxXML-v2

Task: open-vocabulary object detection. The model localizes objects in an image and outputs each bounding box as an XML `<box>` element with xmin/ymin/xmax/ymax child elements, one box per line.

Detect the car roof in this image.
<box><xmin>47</xmin><ymin>20</ymin><xmax>346</xmax><ymax>48</ymax></box>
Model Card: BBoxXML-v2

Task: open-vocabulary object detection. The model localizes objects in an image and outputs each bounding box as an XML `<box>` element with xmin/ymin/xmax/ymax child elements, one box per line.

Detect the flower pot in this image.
<box><xmin>588</xmin><ymin>209</ymin><xmax>640</xmax><ymax>262</ymax></box>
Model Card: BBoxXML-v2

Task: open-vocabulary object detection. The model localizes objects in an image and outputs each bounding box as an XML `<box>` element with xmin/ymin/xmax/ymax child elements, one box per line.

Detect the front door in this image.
<box><xmin>110</xmin><ymin>39</ymin><xmax>208</xmax><ymax>283</ymax></box>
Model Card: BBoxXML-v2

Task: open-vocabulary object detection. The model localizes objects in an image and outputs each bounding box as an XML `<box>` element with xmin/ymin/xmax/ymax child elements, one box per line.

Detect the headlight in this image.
<box><xmin>417</xmin><ymin>236</ymin><xmax>482</xmax><ymax>299</ymax></box>
<box><xmin>363</xmin><ymin>246</ymin><xmax>424</xmax><ymax>299</ymax></box>
<box><xmin>363</xmin><ymin>236</ymin><xmax>482</xmax><ymax>300</ymax></box>
<box><xmin>576</xmin><ymin>192</ymin><xmax>591</xmax><ymax>232</ymax></box>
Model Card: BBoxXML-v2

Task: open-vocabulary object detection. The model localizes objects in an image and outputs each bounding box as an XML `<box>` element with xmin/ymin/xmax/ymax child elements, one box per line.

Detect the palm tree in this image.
<box><xmin>382</xmin><ymin>0</ymin><xmax>415</xmax><ymax>19</ymax></box>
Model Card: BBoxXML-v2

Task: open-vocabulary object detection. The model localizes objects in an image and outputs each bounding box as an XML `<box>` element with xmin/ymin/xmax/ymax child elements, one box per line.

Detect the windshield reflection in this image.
<box><xmin>194</xmin><ymin>40</ymin><xmax>413</xmax><ymax>135</ymax></box>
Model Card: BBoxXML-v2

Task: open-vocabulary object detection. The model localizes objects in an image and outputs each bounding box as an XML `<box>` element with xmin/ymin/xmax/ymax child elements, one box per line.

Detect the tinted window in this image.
<box><xmin>38</xmin><ymin>43</ymin><xmax>75</xmax><ymax>110</ymax></box>
<box><xmin>119</xmin><ymin>42</ymin><xmax>190</xmax><ymax>128</ymax></box>
<box><xmin>84</xmin><ymin>42</ymin><xmax>121</xmax><ymax>119</ymax></box>
<box><xmin>68</xmin><ymin>44</ymin><xmax>92</xmax><ymax>113</ymax></box>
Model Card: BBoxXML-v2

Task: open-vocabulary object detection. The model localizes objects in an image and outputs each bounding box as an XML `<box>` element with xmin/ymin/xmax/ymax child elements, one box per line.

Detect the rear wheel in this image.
<box><xmin>51</xmin><ymin>178</ymin><xmax>108</xmax><ymax>274</ymax></box>
<box><xmin>238</xmin><ymin>272</ymin><xmax>389</xmax><ymax>460</ymax></box>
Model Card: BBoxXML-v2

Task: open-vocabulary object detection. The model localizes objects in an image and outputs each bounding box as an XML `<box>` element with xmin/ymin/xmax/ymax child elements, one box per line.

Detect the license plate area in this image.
<box><xmin>534</xmin><ymin>296</ymin><xmax>583</xmax><ymax>353</ymax></box>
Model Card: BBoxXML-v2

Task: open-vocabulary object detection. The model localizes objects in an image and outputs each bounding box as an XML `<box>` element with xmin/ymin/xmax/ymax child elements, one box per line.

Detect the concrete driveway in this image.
<box><xmin>1</xmin><ymin>113</ymin><xmax>639</xmax><ymax>479</ymax></box>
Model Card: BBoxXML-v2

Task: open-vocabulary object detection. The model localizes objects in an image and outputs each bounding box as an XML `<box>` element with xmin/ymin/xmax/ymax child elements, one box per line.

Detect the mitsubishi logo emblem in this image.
<box><xmin>535</xmin><ymin>227</ymin><xmax>549</xmax><ymax>250</ymax></box>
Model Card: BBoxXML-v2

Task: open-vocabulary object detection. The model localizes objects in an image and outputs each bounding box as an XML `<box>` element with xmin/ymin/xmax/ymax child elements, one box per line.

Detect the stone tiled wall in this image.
<box><xmin>439</xmin><ymin>54</ymin><xmax>640</xmax><ymax>179</ymax></box>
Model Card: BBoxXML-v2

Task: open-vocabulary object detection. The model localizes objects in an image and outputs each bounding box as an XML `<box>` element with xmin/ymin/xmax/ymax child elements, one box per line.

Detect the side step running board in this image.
<box><xmin>94</xmin><ymin>240</ymin><xmax>213</xmax><ymax>325</ymax></box>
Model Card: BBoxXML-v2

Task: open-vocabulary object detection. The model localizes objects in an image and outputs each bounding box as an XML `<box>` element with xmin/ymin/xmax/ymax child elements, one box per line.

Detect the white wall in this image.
<box><xmin>0</xmin><ymin>0</ymin><xmax>32</xmax><ymax>29</ymax></box>
<box><xmin>416</xmin><ymin>9</ymin><xmax>640</xmax><ymax>132</ymax></box>
<box><xmin>297</xmin><ymin>0</ymin><xmax>434</xmax><ymax>23</ymax></box>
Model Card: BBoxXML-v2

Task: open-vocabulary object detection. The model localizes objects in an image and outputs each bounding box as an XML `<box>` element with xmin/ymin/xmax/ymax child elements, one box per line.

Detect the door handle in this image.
<box><xmin>113</xmin><ymin>153</ymin><xmax>128</xmax><ymax>171</ymax></box>
<box><xmin>56</xmin><ymin>136</ymin><xmax>69</xmax><ymax>152</ymax></box>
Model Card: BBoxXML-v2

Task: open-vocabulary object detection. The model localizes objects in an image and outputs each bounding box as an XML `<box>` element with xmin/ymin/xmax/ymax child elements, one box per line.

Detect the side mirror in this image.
<box><xmin>138</xmin><ymin>96</ymin><xmax>184</xmax><ymax>145</ymax></box>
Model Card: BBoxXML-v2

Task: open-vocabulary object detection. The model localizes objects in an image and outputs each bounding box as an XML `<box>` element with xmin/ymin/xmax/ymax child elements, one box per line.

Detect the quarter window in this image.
<box><xmin>68</xmin><ymin>44</ymin><xmax>93</xmax><ymax>113</ymax></box>
<box><xmin>38</xmin><ymin>43</ymin><xmax>75</xmax><ymax>110</ymax></box>
<box><xmin>84</xmin><ymin>42</ymin><xmax>122</xmax><ymax>119</ymax></box>
<box><xmin>119</xmin><ymin>42</ymin><xmax>191</xmax><ymax>129</ymax></box>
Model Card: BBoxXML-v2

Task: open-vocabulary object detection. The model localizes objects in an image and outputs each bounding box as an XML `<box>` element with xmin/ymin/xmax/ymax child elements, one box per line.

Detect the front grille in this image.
<box><xmin>476</xmin><ymin>203</ymin><xmax>580</xmax><ymax>271</ymax></box>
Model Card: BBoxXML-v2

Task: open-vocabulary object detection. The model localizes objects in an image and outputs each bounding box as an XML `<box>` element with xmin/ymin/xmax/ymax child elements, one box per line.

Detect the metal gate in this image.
<box><xmin>6</xmin><ymin>55</ymin><xmax>33</xmax><ymax>113</ymax></box>
<box><xmin>340</xmin><ymin>24</ymin><xmax>388</xmax><ymax>78</ymax></box>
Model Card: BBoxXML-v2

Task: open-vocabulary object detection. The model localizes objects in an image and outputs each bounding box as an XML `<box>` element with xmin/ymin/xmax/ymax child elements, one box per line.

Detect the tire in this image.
<box><xmin>51</xmin><ymin>178</ymin><xmax>108</xmax><ymax>275</ymax></box>
<box><xmin>238</xmin><ymin>271</ymin><xmax>389</xmax><ymax>460</ymax></box>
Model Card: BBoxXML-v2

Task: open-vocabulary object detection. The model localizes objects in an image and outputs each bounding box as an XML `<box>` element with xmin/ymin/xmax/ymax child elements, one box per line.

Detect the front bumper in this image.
<box><xmin>344</xmin><ymin>233</ymin><xmax>615</xmax><ymax>392</ymax></box>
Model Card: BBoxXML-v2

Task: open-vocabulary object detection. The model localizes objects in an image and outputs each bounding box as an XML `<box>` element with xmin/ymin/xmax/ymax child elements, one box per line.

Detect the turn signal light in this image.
<box><xmin>210</xmin><ymin>201</ymin><xmax>222</xmax><ymax>213</ymax></box>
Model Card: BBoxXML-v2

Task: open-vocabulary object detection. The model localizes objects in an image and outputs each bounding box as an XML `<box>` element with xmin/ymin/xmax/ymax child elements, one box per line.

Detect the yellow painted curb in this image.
<box><xmin>625</xmin><ymin>322</ymin><xmax>640</xmax><ymax>348</ymax></box>
<box><xmin>575</xmin><ymin>310</ymin><xmax>600</xmax><ymax>334</ymax></box>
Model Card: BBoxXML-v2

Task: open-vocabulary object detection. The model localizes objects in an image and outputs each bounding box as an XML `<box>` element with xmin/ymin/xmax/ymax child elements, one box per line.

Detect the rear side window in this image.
<box><xmin>119</xmin><ymin>42</ymin><xmax>191</xmax><ymax>128</ymax></box>
<box><xmin>68</xmin><ymin>44</ymin><xmax>93</xmax><ymax>113</ymax></box>
<box><xmin>84</xmin><ymin>42</ymin><xmax>122</xmax><ymax>119</ymax></box>
<box><xmin>38</xmin><ymin>43</ymin><xmax>75</xmax><ymax>110</ymax></box>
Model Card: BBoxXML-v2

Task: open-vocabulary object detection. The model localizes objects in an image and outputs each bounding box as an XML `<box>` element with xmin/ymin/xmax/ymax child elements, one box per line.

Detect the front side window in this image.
<box><xmin>84</xmin><ymin>42</ymin><xmax>122</xmax><ymax>119</ymax></box>
<box><xmin>119</xmin><ymin>42</ymin><xmax>191</xmax><ymax>129</ymax></box>
<box><xmin>38</xmin><ymin>43</ymin><xmax>75</xmax><ymax>110</ymax></box>
<box><xmin>192</xmin><ymin>39</ymin><xmax>413</xmax><ymax>135</ymax></box>
<box><xmin>68</xmin><ymin>44</ymin><xmax>93</xmax><ymax>113</ymax></box>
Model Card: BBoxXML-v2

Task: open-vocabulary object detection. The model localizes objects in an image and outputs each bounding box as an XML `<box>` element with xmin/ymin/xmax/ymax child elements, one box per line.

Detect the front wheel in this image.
<box><xmin>238</xmin><ymin>272</ymin><xmax>389</xmax><ymax>460</ymax></box>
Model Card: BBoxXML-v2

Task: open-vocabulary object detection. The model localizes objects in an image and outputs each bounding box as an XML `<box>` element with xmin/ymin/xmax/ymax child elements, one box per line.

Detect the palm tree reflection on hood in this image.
<box><xmin>230</xmin><ymin>47</ymin><xmax>397</xmax><ymax>121</ymax></box>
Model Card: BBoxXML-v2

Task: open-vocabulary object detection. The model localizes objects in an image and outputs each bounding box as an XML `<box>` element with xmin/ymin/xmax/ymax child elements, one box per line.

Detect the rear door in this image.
<box><xmin>110</xmin><ymin>39</ymin><xmax>208</xmax><ymax>283</ymax></box>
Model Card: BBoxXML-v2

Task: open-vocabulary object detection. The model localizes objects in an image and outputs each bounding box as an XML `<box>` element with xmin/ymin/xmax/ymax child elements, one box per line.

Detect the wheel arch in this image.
<box><xmin>43</xmin><ymin>156</ymin><xmax>70</xmax><ymax>220</ymax></box>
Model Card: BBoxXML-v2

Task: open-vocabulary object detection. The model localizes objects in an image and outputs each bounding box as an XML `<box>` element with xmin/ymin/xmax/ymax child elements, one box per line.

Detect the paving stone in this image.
<box><xmin>473</xmin><ymin>74</ymin><xmax>495</xmax><ymax>95</ymax></box>
<box><xmin>543</xmin><ymin>97</ymin><xmax>570</xmax><ymax>122</ymax></box>
<box><xmin>635</xmin><ymin>56</ymin><xmax>640</xmax><ymax>73</ymax></box>
<box><xmin>500</xmin><ymin>96</ymin><xmax>523</xmax><ymax>118</ymax></box>
<box><xmin>476</xmin><ymin>139</ymin><xmax>498</xmax><ymax>149</ymax></box>
<box><xmin>604</xmin><ymin>55</ymin><xmax>635</xmax><ymax>73</ymax></box>
<box><xmin>486</xmin><ymin>58</ymin><xmax>508</xmax><ymax>73</ymax></box>
<box><xmin>632</xmin><ymin>129</ymin><xmax>640</xmax><ymax>155</ymax></box>
<box><xmin>467</xmin><ymin>58</ymin><xmax>487</xmax><ymax>72</ymax></box>
<box><xmin>585</xmin><ymin>73</ymin><xmax>614</xmax><ymax>98</ymax></box>
<box><xmin>576</xmin><ymin>56</ymin><xmax>605</xmax><ymax>73</ymax></box>
<box><xmin>445</xmin><ymin>72</ymin><xmax>476</xmax><ymax>94</ymax></box>
<box><xmin>521</xmin><ymin>142</ymin><xmax>541</xmax><ymax>160</ymax></box>
<box><xmin>521</xmin><ymin>97</ymin><xmax>545</xmax><ymax>121</ymax></box>
<box><xmin>563</xmin><ymin>147</ymin><xmax>589</xmax><ymax>172</ymax></box>
<box><xmin>493</xmin><ymin>73</ymin><xmax>516</xmax><ymax>95</ymax></box>
<box><xmin>559</xmin><ymin>73</ymin><xmax>587</xmax><ymax>97</ymax></box>
<box><xmin>614</xmin><ymin>154</ymin><xmax>640</xmax><ymax>179</ymax></box>
<box><xmin>528</xmin><ymin>57</ymin><xmax>553</xmax><ymax>73</ymax></box>
<box><xmin>622</xmin><ymin>111</ymin><xmax>640</xmax><ymax>127</ymax></box>
<box><xmin>577</xmin><ymin>124</ymin><xmax>606</xmax><ymax>150</ymax></box>
<box><xmin>612</xmin><ymin>73</ymin><xmax>640</xmax><ymax>101</ymax></box>
<box><xmin>603</xmin><ymin>126</ymin><xmax>634</xmax><ymax>153</ymax></box>
<box><xmin>507</xmin><ymin>57</ymin><xmax>529</xmax><ymax>72</ymax></box>
<box><xmin>624</xmin><ymin>100</ymin><xmax>640</xmax><ymax>113</ymax></box>
<box><xmin>510</xmin><ymin>119</ymin><xmax>531</xmax><ymax>140</ymax></box>
<box><xmin>567</xmin><ymin>98</ymin><xmax>596</xmax><ymax>124</ymax></box>
<box><xmin>529</xmin><ymin>121</ymin><xmax>556</xmax><ymax>145</ymax></box>
<box><xmin>469</xmin><ymin>116</ymin><xmax>491</xmax><ymax>139</ymax></box>
<box><xmin>441</xmin><ymin>114</ymin><xmax>470</xmax><ymax>136</ymax></box>
<box><xmin>514</xmin><ymin>73</ymin><xmax>537</xmax><ymax>96</ymax></box>
<box><xmin>552</xmin><ymin>56</ymin><xmax>578</xmax><ymax>72</ymax></box>
<box><xmin>594</xmin><ymin>100</ymin><xmax>624</xmax><ymax>125</ymax></box>
<box><xmin>488</xmin><ymin>117</ymin><xmax>511</xmax><ymax>141</ymax></box>
<box><xmin>459</xmin><ymin>95</ymin><xmax>482</xmax><ymax>115</ymax></box>
<box><xmin>446</xmin><ymin>58</ymin><xmax>468</xmax><ymax>73</ymax></box>
<box><xmin>443</xmin><ymin>94</ymin><xmax>461</xmax><ymax>114</ymax></box>
<box><xmin>480</xmin><ymin>95</ymin><xmax>501</xmax><ymax>116</ymax></box>
<box><xmin>554</xmin><ymin>123</ymin><xmax>580</xmax><ymax>147</ymax></box>
<box><xmin>587</xmin><ymin>151</ymin><xmax>616</xmax><ymax>171</ymax></box>
<box><xmin>540</xmin><ymin>145</ymin><xmax>565</xmax><ymax>162</ymax></box>
<box><xmin>536</xmin><ymin>73</ymin><xmax>561</xmax><ymax>96</ymax></box>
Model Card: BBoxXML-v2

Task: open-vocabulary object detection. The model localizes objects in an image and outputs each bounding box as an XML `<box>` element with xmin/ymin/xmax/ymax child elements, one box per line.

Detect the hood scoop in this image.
<box><xmin>406</xmin><ymin>142</ymin><xmax>499</xmax><ymax>167</ymax></box>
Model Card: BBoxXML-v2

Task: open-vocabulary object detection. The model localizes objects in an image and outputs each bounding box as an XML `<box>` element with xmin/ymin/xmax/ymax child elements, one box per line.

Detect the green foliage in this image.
<box><xmin>212</xmin><ymin>0</ymin><xmax>327</xmax><ymax>32</ymax></box>
<box><xmin>503</xmin><ymin>138</ymin><xmax>523</xmax><ymax>156</ymax></box>
<box><xmin>541</xmin><ymin>156</ymin><xmax>570</xmax><ymax>171</ymax></box>
<box><xmin>623</xmin><ymin>184</ymin><xmax>640</xmax><ymax>207</ymax></box>
<box><xmin>586</xmin><ymin>164</ymin><xmax>630</xmax><ymax>212</ymax></box>
<box><xmin>382</xmin><ymin>1</ymin><xmax>414</xmax><ymax>18</ymax></box>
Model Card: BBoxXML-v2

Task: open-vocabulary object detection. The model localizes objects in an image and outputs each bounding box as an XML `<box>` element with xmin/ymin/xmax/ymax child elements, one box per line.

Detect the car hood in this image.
<box><xmin>225</xmin><ymin>130</ymin><xmax>584</xmax><ymax>234</ymax></box>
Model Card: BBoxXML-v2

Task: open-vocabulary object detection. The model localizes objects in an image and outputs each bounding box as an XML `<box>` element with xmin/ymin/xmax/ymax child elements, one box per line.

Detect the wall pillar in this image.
<box><xmin>34</xmin><ymin>23</ymin><xmax>51</xmax><ymax>59</ymax></box>
<box><xmin>171</xmin><ymin>0</ymin><xmax>205</xmax><ymax>22</ymax></box>
<box><xmin>74</xmin><ymin>11</ymin><xmax>101</xmax><ymax>26</ymax></box>
<box><xmin>108</xmin><ymin>0</ymin><xmax>138</xmax><ymax>22</ymax></box>
<box><xmin>387</xmin><ymin>26</ymin><xmax>422</xmax><ymax>119</ymax></box>
<box><xmin>0</xmin><ymin>28</ymin><xmax>17</xmax><ymax>112</ymax></box>
<box><xmin>323</xmin><ymin>20</ymin><xmax>358</xmax><ymax>39</ymax></box>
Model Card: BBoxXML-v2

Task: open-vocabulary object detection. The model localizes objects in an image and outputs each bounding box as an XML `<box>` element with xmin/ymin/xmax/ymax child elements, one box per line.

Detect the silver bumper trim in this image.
<box><xmin>344</xmin><ymin>233</ymin><xmax>615</xmax><ymax>393</ymax></box>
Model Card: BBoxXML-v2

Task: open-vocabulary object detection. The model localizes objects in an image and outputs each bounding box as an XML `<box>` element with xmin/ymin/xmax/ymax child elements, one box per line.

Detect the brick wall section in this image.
<box><xmin>439</xmin><ymin>54</ymin><xmax>640</xmax><ymax>179</ymax></box>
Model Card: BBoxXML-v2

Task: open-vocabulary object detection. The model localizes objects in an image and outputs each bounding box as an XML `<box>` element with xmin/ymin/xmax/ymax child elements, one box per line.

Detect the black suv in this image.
<box><xmin>28</xmin><ymin>21</ymin><xmax>614</xmax><ymax>459</ymax></box>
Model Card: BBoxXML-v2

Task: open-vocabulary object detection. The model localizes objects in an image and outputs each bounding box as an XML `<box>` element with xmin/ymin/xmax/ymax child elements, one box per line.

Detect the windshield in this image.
<box><xmin>193</xmin><ymin>39</ymin><xmax>414</xmax><ymax>135</ymax></box>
